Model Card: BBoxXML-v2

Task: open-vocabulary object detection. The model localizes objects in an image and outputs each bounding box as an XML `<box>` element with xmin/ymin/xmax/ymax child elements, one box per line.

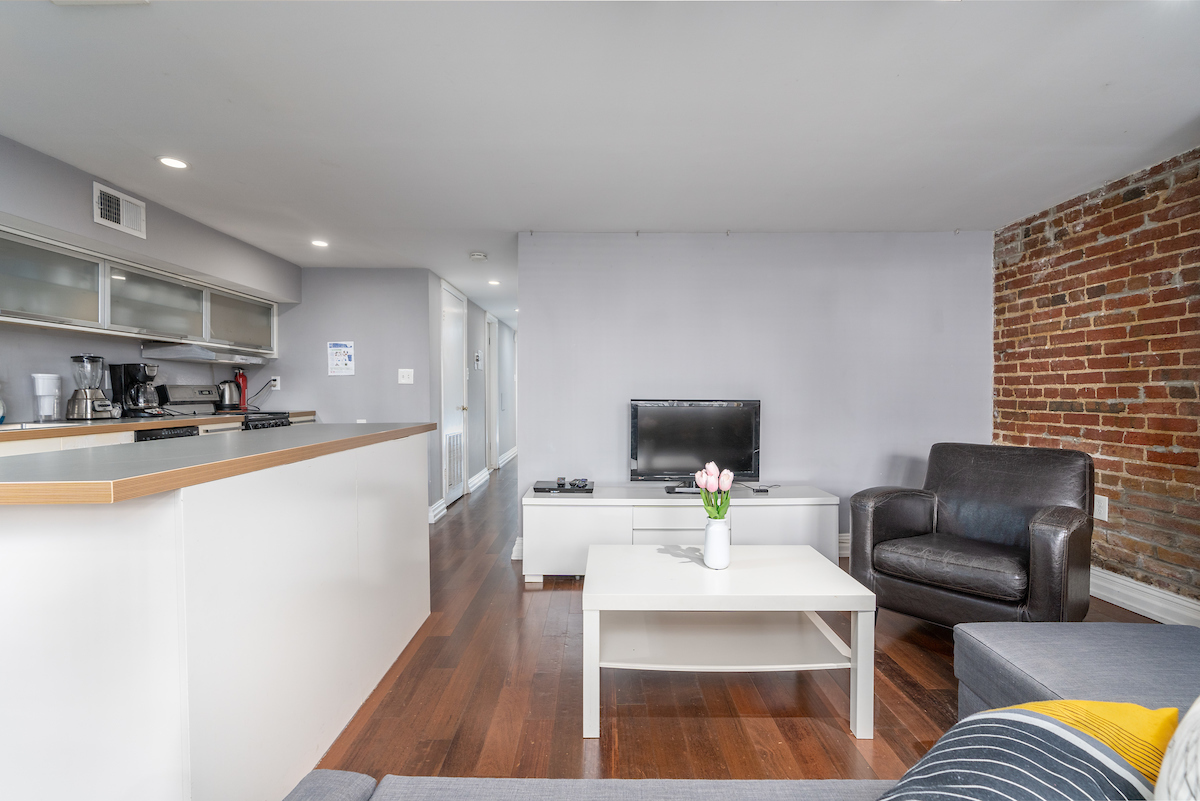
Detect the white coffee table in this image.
<box><xmin>581</xmin><ymin>544</ymin><xmax>876</xmax><ymax>739</ymax></box>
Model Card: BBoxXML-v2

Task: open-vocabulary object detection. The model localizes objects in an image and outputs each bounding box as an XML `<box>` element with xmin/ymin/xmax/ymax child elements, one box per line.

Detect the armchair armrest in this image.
<box><xmin>849</xmin><ymin>487</ymin><xmax>936</xmax><ymax>587</ymax></box>
<box><xmin>1025</xmin><ymin>505</ymin><xmax>1093</xmax><ymax>622</ymax></box>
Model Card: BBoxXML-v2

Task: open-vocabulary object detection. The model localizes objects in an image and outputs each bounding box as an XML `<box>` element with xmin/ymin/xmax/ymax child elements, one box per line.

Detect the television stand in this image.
<box><xmin>520</xmin><ymin>483</ymin><xmax>838</xmax><ymax>583</ymax></box>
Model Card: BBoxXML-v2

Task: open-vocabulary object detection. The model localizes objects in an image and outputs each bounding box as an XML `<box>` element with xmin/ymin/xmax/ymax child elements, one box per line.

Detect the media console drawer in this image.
<box><xmin>632</xmin><ymin>528</ymin><xmax>705</xmax><ymax>546</ymax></box>
<box><xmin>632</xmin><ymin>505</ymin><xmax>714</xmax><ymax>530</ymax></box>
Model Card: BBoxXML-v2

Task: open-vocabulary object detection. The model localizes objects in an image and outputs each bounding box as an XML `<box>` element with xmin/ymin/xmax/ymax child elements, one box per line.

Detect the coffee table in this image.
<box><xmin>581</xmin><ymin>544</ymin><xmax>876</xmax><ymax>739</ymax></box>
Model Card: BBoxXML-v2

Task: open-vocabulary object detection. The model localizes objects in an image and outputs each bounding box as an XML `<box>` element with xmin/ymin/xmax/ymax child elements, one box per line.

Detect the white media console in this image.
<box><xmin>520</xmin><ymin>484</ymin><xmax>839</xmax><ymax>582</ymax></box>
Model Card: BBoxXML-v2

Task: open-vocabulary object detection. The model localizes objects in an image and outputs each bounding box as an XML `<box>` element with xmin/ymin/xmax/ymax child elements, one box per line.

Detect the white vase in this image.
<box><xmin>703</xmin><ymin>518</ymin><xmax>730</xmax><ymax>570</ymax></box>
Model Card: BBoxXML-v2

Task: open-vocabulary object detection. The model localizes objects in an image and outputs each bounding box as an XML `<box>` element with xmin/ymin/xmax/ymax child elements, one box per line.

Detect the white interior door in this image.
<box><xmin>485</xmin><ymin>314</ymin><xmax>499</xmax><ymax>470</ymax></box>
<box><xmin>441</xmin><ymin>283</ymin><xmax>467</xmax><ymax>506</ymax></box>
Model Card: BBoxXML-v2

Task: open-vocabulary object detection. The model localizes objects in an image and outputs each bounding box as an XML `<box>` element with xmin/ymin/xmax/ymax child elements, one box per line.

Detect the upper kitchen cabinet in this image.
<box><xmin>0</xmin><ymin>233</ymin><xmax>101</xmax><ymax>327</ymax></box>
<box><xmin>209</xmin><ymin>290</ymin><xmax>274</xmax><ymax>351</ymax></box>
<box><xmin>0</xmin><ymin>228</ymin><xmax>276</xmax><ymax>356</ymax></box>
<box><xmin>109</xmin><ymin>265</ymin><xmax>205</xmax><ymax>340</ymax></box>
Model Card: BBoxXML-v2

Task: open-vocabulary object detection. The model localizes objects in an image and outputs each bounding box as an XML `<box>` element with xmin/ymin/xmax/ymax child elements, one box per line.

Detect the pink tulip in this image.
<box><xmin>695</xmin><ymin>469</ymin><xmax>706</xmax><ymax>488</ymax></box>
<box><xmin>699</xmin><ymin>472</ymin><xmax>714</xmax><ymax>491</ymax></box>
<box><xmin>705</xmin><ymin>461</ymin><xmax>719</xmax><ymax>478</ymax></box>
<box><xmin>718</xmin><ymin>469</ymin><xmax>733</xmax><ymax>492</ymax></box>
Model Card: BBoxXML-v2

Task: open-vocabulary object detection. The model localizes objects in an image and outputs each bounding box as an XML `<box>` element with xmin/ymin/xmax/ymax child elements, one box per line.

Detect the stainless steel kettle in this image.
<box><xmin>216</xmin><ymin>380</ymin><xmax>241</xmax><ymax>411</ymax></box>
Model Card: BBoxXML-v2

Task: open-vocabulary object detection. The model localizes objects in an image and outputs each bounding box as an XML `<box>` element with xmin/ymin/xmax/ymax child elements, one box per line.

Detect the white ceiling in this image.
<box><xmin>2</xmin><ymin>1</ymin><xmax>1199</xmax><ymax>330</ymax></box>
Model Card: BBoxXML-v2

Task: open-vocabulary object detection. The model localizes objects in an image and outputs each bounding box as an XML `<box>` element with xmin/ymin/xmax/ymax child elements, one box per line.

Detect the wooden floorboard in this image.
<box><xmin>319</xmin><ymin>459</ymin><xmax>1158</xmax><ymax>780</ymax></box>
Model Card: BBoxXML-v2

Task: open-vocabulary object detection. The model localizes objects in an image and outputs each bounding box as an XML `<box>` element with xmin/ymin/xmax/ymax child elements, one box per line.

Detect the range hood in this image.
<box><xmin>141</xmin><ymin>343</ymin><xmax>268</xmax><ymax>366</ymax></box>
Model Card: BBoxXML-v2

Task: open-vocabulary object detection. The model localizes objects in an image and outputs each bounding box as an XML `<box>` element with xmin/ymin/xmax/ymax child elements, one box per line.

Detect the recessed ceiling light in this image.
<box><xmin>515</xmin><ymin>308</ymin><xmax>519</xmax><ymax>312</ymax></box>
<box><xmin>469</xmin><ymin>252</ymin><xmax>488</xmax><ymax>261</ymax></box>
<box><xmin>489</xmin><ymin>280</ymin><xmax>500</xmax><ymax>285</ymax></box>
<box><xmin>312</xmin><ymin>240</ymin><xmax>329</xmax><ymax>248</ymax></box>
<box><xmin>158</xmin><ymin>156</ymin><xmax>188</xmax><ymax>169</ymax></box>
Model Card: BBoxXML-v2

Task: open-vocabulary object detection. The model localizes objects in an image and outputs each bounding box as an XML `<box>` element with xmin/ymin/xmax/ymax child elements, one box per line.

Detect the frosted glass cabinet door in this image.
<box><xmin>109</xmin><ymin>266</ymin><xmax>205</xmax><ymax>339</ymax></box>
<box><xmin>0</xmin><ymin>234</ymin><xmax>101</xmax><ymax>326</ymax></box>
<box><xmin>208</xmin><ymin>291</ymin><xmax>274</xmax><ymax>351</ymax></box>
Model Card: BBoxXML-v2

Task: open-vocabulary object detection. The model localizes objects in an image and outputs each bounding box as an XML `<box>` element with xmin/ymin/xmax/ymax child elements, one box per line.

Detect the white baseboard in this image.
<box><xmin>499</xmin><ymin>447</ymin><xmax>517</xmax><ymax>467</ymax></box>
<box><xmin>511</xmin><ymin>535</ymin><xmax>523</xmax><ymax>561</ymax></box>
<box><xmin>1090</xmin><ymin>566</ymin><xmax>1200</xmax><ymax>626</ymax></box>
<box><xmin>428</xmin><ymin>498</ymin><xmax>447</xmax><ymax>524</ymax></box>
<box><xmin>839</xmin><ymin>531</ymin><xmax>850</xmax><ymax>559</ymax></box>
<box><xmin>467</xmin><ymin>468</ymin><xmax>490</xmax><ymax>493</ymax></box>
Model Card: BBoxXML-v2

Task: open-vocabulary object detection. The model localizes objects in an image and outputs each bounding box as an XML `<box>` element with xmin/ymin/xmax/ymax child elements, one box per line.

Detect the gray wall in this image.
<box><xmin>498</xmin><ymin>322</ymin><xmax>517</xmax><ymax>456</ymax></box>
<box><xmin>0</xmin><ymin>134</ymin><xmax>300</xmax><ymax>302</ymax></box>
<box><xmin>516</xmin><ymin>232</ymin><xmax>993</xmax><ymax>530</ymax></box>
<box><xmin>243</xmin><ymin>267</ymin><xmax>440</xmax><ymax>503</ymax></box>
<box><xmin>466</xmin><ymin>300</ymin><xmax>487</xmax><ymax>479</ymax></box>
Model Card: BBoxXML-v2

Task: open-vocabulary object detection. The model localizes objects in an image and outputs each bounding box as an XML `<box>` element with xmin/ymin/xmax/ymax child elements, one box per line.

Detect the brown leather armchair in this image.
<box><xmin>850</xmin><ymin>443</ymin><xmax>1094</xmax><ymax>626</ymax></box>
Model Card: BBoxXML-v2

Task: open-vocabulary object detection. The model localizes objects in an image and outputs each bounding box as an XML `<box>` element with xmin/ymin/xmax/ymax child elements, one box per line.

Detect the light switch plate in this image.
<box><xmin>1095</xmin><ymin>495</ymin><xmax>1109</xmax><ymax>522</ymax></box>
<box><xmin>398</xmin><ymin>368</ymin><xmax>414</xmax><ymax>384</ymax></box>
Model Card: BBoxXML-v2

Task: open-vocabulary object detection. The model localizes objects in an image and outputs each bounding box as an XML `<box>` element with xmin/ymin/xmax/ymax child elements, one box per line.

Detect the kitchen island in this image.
<box><xmin>0</xmin><ymin>422</ymin><xmax>435</xmax><ymax>801</ymax></box>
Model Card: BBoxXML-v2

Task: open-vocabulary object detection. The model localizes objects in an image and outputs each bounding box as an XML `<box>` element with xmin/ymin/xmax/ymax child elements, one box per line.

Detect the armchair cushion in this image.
<box><xmin>873</xmin><ymin>533</ymin><xmax>1029</xmax><ymax>601</ymax></box>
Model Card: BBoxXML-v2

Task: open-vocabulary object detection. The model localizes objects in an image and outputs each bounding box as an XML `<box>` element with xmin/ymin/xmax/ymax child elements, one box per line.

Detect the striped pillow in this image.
<box><xmin>879</xmin><ymin>700</ymin><xmax>1179</xmax><ymax>801</ymax></box>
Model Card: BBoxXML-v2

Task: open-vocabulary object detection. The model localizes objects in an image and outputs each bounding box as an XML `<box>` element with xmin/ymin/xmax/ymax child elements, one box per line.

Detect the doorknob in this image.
<box><xmin>458</xmin><ymin>405</ymin><xmax>468</xmax><ymax>411</ymax></box>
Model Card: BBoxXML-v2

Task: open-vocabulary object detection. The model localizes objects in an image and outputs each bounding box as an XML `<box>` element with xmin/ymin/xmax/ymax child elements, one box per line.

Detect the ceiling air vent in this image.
<box><xmin>93</xmin><ymin>182</ymin><xmax>146</xmax><ymax>239</ymax></box>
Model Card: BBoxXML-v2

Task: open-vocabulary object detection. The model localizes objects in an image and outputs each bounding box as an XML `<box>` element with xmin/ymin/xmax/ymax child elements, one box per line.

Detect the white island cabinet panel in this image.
<box><xmin>182</xmin><ymin>447</ymin><xmax>362</xmax><ymax>801</ymax></box>
<box><xmin>0</xmin><ymin>493</ymin><xmax>187</xmax><ymax>801</ymax></box>
<box><xmin>0</xmin><ymin>426</ymin><xmax>432</xmax><ymax>801</ymax></box>
<box><xmin>182</xmin><ymin>435</ymin><xmax>431</xmax><ymax>801</ymax></box>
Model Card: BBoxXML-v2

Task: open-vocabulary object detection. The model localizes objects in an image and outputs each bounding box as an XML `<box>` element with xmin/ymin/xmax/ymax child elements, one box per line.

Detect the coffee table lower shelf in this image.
<box><xmin>584</xmin><ymin>608</ymin><xmax>872</xmax><ymax>740</ymax></box>
<box><xmin>598</xmin><ymin>610</ymin><xmax>851</xmax><ymax>672</ymax></box>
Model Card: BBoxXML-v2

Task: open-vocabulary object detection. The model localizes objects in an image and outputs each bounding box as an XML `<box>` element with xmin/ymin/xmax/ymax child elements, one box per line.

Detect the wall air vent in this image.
<box><xmin>93</xmin><ymin>182</ymin><xmax>147</xmax><ymax>239</ymax></box>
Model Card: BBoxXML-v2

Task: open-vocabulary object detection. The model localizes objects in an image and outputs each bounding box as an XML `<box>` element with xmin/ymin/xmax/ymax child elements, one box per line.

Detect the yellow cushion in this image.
<box><xmin>1003</xmin><ymin>699</ymin><xmax>1179</xmax><ymax>784</ymax></box>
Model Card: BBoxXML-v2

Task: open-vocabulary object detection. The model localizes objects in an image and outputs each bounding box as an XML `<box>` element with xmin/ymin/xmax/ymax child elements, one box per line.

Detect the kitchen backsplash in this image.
<box><xmin>0</xmin><ymin>321</ymin><xmax>233</xmax><ymax>422</ymax></box>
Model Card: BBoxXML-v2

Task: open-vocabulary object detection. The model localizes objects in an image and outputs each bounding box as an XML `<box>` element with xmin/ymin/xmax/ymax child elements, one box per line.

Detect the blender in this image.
<box><xmin>66</xmin><ymin>354</ymin><xmax>119</xmax><ymax>420</ymax></box>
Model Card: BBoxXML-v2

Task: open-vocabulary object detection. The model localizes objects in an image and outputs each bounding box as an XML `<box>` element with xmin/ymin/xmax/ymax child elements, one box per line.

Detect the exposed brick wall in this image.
<box><xmin>993</xmin><ymin>146</ymin><xmax>1200</xmax><ymax>602</ymax></box>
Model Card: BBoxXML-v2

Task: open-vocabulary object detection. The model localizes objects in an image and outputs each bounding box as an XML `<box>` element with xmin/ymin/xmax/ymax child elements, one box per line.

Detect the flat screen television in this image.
<box><xmin>630</xmin><ymin>399</ymin><xmax>760</xmax><ymax>482</ymax></box>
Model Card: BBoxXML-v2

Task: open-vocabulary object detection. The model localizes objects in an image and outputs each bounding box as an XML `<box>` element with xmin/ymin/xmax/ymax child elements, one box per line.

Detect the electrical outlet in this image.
<box><xmin>270</xmin><ymin>376</ymin><xmax>281</xmax><ymax>391</ymax></box>
<box><xmin>356</xmin><ymin>419</ymin><xmax>367</xmax><ymax>424</ymax></box>
<box><xmin>1094</xmin><ymin>495</ymin><xmax>1109</xmax><ymax>522</ymax></box>
<box><xmin>398</xmin><ymin>368</ymin><xmax>414</xmax><ymax>384</ymax></box>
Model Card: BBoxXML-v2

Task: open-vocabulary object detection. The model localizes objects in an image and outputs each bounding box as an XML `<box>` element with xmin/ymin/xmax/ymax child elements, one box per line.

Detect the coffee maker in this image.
<box><xmin>109</xmin><ymin>363</ymin><xmax>166</xmax><ymax>417</ymax></box>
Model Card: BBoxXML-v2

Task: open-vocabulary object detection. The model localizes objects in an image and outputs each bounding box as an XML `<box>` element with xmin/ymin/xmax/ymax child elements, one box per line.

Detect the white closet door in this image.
<box><xmin>441</xmin><ymin>284</ymin><xmax>467</xmax><ymax>505</ymax></box>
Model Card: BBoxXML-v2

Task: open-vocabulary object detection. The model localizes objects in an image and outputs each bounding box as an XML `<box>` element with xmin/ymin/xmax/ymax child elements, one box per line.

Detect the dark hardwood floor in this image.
<box><xmin>319</xmin><ymin>459</ymin><xmax>1155</xmax><ymax>781</ymax></box>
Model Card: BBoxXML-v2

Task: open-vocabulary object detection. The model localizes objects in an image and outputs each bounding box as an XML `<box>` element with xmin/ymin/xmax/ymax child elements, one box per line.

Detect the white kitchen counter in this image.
<box><xmin>0</xmin><ymin>422</ymin><xmax>435</xmax><ymax>801</ymax></box>
<box><xmin>0</xmin><ymin>421</ymin><xmax>434</xmax><ymax>503</ymax></box>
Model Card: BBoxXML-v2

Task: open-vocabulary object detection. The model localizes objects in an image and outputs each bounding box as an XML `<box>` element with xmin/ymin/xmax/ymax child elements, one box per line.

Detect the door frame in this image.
<box><xmin>485</xmin><ymin>313</ymin><xmax>499</xmax><ymax>470</ymax></box>
<box><xmin>440</xmin><ymin>279</ymin><xmax>469</xmax><ymax>504</ymax></box>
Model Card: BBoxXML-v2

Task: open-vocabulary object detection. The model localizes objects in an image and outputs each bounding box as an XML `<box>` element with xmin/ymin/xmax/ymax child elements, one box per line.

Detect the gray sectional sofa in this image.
<box><xmin>954</xmin><ymin>622</ymin><xmax>1200</xmax><ymax>719</ymax></box>
<box><xmin>284</xmin><ymin>774</ymin><xmax>897</xmax><ymax>801</ymax></box>
<box><xmin>284</xmin><ymin>621</ymin><xmax>1200</xmax><ymax>801</ymax></box>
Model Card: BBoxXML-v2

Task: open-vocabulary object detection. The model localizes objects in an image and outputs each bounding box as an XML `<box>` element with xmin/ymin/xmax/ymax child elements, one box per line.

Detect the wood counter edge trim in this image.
<box><xmin>0</xmin><ymin>423</ymin><xmax>436</xmax><ymax>505</ymax></box>
<box><xmin>0</xmin><ymin>416</ymin><xmax>244</xmax><ymax>443</ymax></box>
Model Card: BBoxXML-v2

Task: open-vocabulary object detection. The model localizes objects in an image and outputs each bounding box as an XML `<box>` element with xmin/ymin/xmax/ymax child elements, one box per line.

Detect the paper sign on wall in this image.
<box><xmin>328</xmin><ymin>342</ymin><xmax>355</xmax><ymax>376</ymax></box>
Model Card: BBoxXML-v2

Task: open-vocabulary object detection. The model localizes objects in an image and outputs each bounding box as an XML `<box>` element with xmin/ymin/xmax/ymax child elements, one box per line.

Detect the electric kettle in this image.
<box><xmin>216</xmin><ymin>380</ymin><xmax>241</xmax><ymax>411</ymax></box>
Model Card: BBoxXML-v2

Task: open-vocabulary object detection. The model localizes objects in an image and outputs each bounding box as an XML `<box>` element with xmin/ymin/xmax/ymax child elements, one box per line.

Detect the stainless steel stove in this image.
<box><xmin>157</xmin><ymin>385</ymin><xmax>293</xmax><ymax>430</ymax></box>
<box><xmin>241</xmin><ymin>412</ymin><xmax>291</xmax><ymax>430</ymax></box>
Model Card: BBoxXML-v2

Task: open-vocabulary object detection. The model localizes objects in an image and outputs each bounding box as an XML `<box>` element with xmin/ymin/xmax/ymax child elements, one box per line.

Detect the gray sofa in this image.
<box><xmin>284</xmin><ymin>621</ymin><xmax>1200</xmax><ymax>801</ymax></box>
<box><xmin>284</xmin><ymin>774</ymin><xmax>896</xmax><ymax>801</ymax></box>
<box><xmin>954</xmin><ymin>621</ymin><xmax>1200</xmax><ymax>719</ymax></box>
